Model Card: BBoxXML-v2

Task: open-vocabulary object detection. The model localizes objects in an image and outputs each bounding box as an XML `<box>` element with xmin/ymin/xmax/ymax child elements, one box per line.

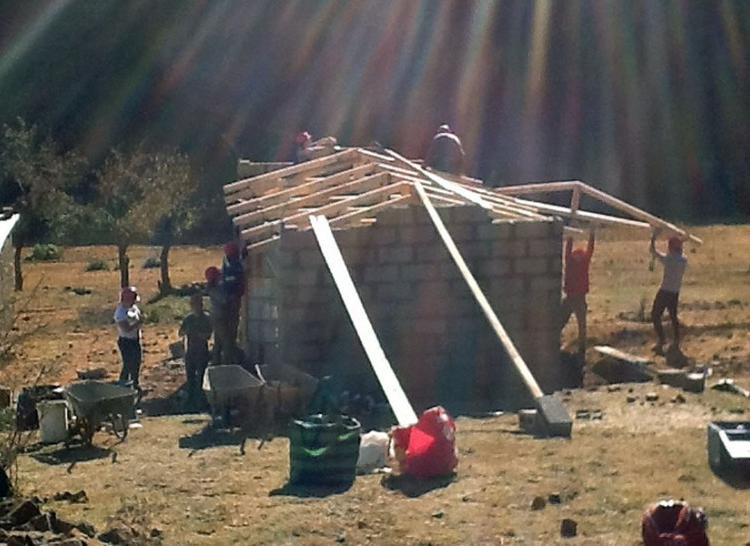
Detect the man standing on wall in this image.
<box><xmin>650</xmin><ymin>232</ymin><xmax>687</xmax><ymax>355</ymax></box>
<box><xmin>426</xmin><ymin>124</ymin><xmax>466</xmax><ymax>176</ymax></box>
<box><xmin>561</xmin><ymin>229</ymin><xmax>595</xmax><ymax>356</ymax></box>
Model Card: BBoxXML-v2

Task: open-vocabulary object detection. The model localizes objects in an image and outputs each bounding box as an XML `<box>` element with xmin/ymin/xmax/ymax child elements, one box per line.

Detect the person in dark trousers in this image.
<box><xmin>179</xmin><ymin>293</ymin><xmax>212</xmax><ymax>406</ymax></box>
<box><xmin>114</xmin><ymin>286</ymin><xmax>143</xmax><ymax>390</ymax></box>
<box><xmin>561</xmin><ymin>229</ymin><xmax>595</xmax><ymax>355</ymax></box>
<box><xmin>650</xmin><ymin>232</ymin><xmax>687</xmax><ymax>354</ymax></box>
<box><xmin>426</xmin><ymin>124</ymin><xmax>466</xmax><ymax>176</ymax></box>
<box><xmin>294</xmin><ymin>131</ymin><xmax>338</xmax><ymax>163</ymax></box>
<box><xmin>205</xmin><ymin>266</ymin><xmax>230</xmax><ymax>365</ymax></box>
<box><xmin>221</xmin><ymin>241</ymin><xmax>245</xmax><ymax>359</ymax></box>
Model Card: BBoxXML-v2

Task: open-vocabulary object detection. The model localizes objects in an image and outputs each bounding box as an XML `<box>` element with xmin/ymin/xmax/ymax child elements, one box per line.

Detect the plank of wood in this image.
<box><xmin>328</xmin><ymin>195</ymin><xmax>413</xmax><ymax>227</ymax></box>
<box><xmin>413</xmin><ymin>181</ymin><xmax>544</xmax><ymax>400</ymax></box>
<box><xmin>494</xmin><ymin>180</ymin><xmax>579</xmax><ymax>196</ymax></box>
<box><xmin>227</xmin><ymin>163</ymin><xmax>377</xmax><ymax>217</ymax></box>
<box><xmin>309</xmin><ymin>215</ymin><xmax>418</xmax><ymax>427</ymax></box>
<box><xmin>592</xmin><ymin>345</ymin><xmax>652</xmax><ymax>365</ymax></box>
<box><xmin>233</xmin><ymin>172</ymin><xmax>389</xmax><ymax>228</ymax></box>
<box><xmin>240</xmin><ymin>181</ymin><xmax>411</xmax><ymax>242</ymax></box>
<box><xmin>224</xmin><ymin>148</ymin><xmax>356</xmax><ymax>197</ymax></box>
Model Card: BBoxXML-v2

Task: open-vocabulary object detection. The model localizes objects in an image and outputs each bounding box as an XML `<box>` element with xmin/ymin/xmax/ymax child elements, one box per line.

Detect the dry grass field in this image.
<box><xmin>4</xmin><ymin>224</ymin><xmax>750</xmax><ymax>545</ymax></box>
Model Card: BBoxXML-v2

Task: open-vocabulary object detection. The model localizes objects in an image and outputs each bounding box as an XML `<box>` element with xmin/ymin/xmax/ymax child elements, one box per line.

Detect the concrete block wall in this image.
<box><xmin>261</xmin><ymin>205</ymin><xmax>564</xmax><ymax>412</ymax></box>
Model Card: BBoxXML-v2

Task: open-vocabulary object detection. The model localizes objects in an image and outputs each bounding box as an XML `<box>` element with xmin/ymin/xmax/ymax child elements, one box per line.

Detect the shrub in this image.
<box><xmin>85</xmin><ymin>259</ymin><xmax>109</xmax><ymax>272</ymax></box>
<box><xmin>26</xmin><ymin>243</ymin><xmax>62</xmax><ymax>262</ymax></box>
<box><xmin>142</xmin><ymin>257</ymin><xmax>161</xmax><ymax>269</ymax></box>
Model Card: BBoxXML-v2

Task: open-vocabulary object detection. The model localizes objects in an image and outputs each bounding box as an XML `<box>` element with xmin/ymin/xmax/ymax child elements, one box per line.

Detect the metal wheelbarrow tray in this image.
<box><xmin>202</xmin><ymin>365</ymin><xmax>264</xmax><ymax>427</ymax></box>
<box><xmin>708</xmin><ymin>421</ymin><xmax>750</xmax><ymax>474</ymax></box>
<box><xmin>64</xmin><ymin>381</ymin><xmax>137</xmax><ymax>445</ymax></box>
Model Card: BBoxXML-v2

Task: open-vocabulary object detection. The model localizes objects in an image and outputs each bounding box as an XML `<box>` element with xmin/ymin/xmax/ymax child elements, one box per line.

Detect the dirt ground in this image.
<box><xmin>4</xmin><ymin>225</ymin><xmax>750</xmax><ymax>544</ymax></box>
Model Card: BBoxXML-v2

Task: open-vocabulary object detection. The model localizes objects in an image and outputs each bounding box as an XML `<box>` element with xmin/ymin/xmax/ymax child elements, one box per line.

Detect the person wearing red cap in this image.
<box><xmin>205</xmin><ymin>266</ymin><xmax>230</xmax><ymax>365</ymax></box>
<box><xmin>426</xmin><ymin>124</ymin><xmax>466</xmax><ymax>176</ymax></box>
<box><xmin>650</xmin><ymin>232</ymin><xmax>688</xmax><ymax>354</ymax></box>
<box><xmin>114</xmin><ymin>286</ymin><xmax>143</xmax><ymax>390</ymax></box>
<box><xmin>294</xmin><ymin>131</ymin><xmax>338</xmax><ymax>163</ymax></box>
<box><xmin>561</xmin><ymin>229</ymin><xmax>595</xmax><ymax>355</ymax></box>
<box><xmin>221</xmin><ymin>241</ymin><xmax>245</xmax><ymax>361</ymax></box>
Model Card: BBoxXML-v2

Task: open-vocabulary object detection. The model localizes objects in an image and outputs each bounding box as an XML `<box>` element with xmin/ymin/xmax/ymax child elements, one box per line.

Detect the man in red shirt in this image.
<box><xmin>561</xmin><ymin>229</ymin><xmax>595</xmax><ymax>355</ymax></box>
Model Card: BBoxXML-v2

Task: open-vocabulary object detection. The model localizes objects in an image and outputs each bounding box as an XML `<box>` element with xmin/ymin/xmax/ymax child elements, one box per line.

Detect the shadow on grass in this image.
<box><xmin>380</xmin><ymin>472</ymin><xmax>456</xmax><ymax>498</ymax></box>
<box><xmin>29</xmin><ymin>443</ymin><xmax>111</xmax><ymax>466</ymax></box>
<box><xmin>178</xmin><ymin>424</ymin><xmax>246</xmax><ymax>451</ymax></box>
<box><xmin>269</xmin><ymin>481</ymin><xmax>354</xmax><ymax>498</ymax></box>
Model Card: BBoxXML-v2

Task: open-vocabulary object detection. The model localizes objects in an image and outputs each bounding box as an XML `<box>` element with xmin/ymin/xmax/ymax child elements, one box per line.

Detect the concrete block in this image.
<box><xmin>445</xmin><ymin>224</ymin><xmax>475</xmax><ymax>242</ymax></box>
<box><xmin>280</xmin><ymin>228</ymin><xmax>315</xmax><ymax>250</ymax></box>
<box><xmin>377</xmin><ymin>282</ymin><xmax>415</xmax><ymax>301</ymax></box>
<box><xmin>363</xmin><ymin>265</ymin><xmax>399</xmax><ymax>283</ymax></box>
<box><xmin>515</xmin><ymin>220</ymin><xmax>553</xmax><ymax>238</ymax></box>
<box><xmin>477</xmin><ymin>223</ymin><xmax>502</xmax><ymax>240</ymax></box>
<box><xmin>401</xmin><ymin>263</ymin><xmax>441</xmax><ymax>281</ymax></box>
<box><xmin>514</xmin><ymin>258</ymin><xmax>548</xmax><ymax>275</ymax></box>
<box><xmin>371</xmin><ymin>227</ymin><xmax>397</xmax><ymax>246</ymax></box>
<box><xmin>493</xmin><ymin>221</ymin><xmax>515</xmax><ymax>240</ymax></box>
<box><xmin>492</xmin><ymin>240</ymin><xmax>527</xmax><ymax>258</ymax></box>
<box><xmin>297</xmin><ymin>249</ymin><xmax>324</xmax><ymax>267</ymax></box>
<box><xmin>378</xmin><ymin>246</ymin><xmax>413</xmax><ymax>264</ymax></box>
<box><xmin>450</xmin><ymin>205</ymin><xmax>490</xmax><ymax>224</ymax></box>
<box><xmin>417</xmin><ymin>281</ymin><xmax>451</xmax><ymax>298</ymax></box>
<box><xmin>414</xmin><ymin>320</ymin><xmax>447</xmax><ymax>335</ymax></box>
<box><xmin>528</xmin><ymin>239</ymin><xmax>560</xmax><ymax>257</ymax></box>
<box><xmin>375</xmin><ymin>206</ymin><xmax>412</xmax><ymax>226</ymax></box>
<box><xmin>457</xmin><ymin>241</ymin><xmax>491</xmax><ymax>258</ymax></box>
<box><xmin>549</xmin><ymin>257</ymin><xmax>563</xmax><ymax>274</ymax></box>
<box><xmin>416</xmin><ymin>245</ymin><xmax>449</xmax><ymax>262</ymax></box>
<box><xmin>530</xmin><ymin>277</ymin><xmax>560</xmax><ymax>292</ymax></box>
<box><xmin>439</xmin><ymin>263</ymin><xmax>460</xmax><ymax>280</ymax></box>
<box><xmin>399</xmin><ymin>226</ymin><xmax>435</xmax><ymax>244</ymax></box>
<box><xmin>477</xmin><ymin>259</ymin><xmax>511</xmax><ymax>277</ymax></box>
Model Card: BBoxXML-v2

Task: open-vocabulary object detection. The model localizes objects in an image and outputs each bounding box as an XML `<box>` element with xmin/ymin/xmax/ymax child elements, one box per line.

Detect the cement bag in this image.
<box><xmin>391</xmin><ymin>406</ymin><xmax>457</xmax><ymax>479</ymax></box>
<box><xmin>356</xmin><ymin>431</ymin><xmax>389</xmax><ymax>473</ymax></box>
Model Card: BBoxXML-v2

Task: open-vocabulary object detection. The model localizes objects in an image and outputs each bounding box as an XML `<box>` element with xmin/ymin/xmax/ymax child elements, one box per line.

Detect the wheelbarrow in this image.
<box><xmin>64</xmin><ymin>381</ymin><xmax>138</xmax><ymax>445</ymax></box>
<box><xmin>202</xmin><ymin>365</ymin><xmax>264</xmax><ymax>428</ymax></box>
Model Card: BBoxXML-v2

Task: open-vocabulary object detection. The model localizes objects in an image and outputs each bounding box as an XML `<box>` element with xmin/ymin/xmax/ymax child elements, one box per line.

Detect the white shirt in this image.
<box><xmin>114</xmin><ymin>304</ymin><xmax>142</xmax><ymax>339</ymax></box>
<box><xmin>655</xmin><ymin>253</ymin><xmax>687</xmax><ymax>293</ymax></box>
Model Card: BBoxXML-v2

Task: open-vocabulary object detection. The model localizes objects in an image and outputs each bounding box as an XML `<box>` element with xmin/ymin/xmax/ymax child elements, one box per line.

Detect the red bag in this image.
<box><xmin>642</xmin><ymin>500</ymin><xmax>710</xmax><ymax>546</ymax></box>
<box><xmin>392</xmin><ymin>406</ymin><xmax>457</xmax><ymax>479</ymax></box>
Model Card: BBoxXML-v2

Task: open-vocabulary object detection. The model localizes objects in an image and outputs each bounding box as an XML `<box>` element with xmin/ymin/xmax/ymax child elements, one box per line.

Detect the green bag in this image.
<box><xmin>289</xmin><ymin>414</ymin><xmax>361</xmax><ymax>486</ymax></box>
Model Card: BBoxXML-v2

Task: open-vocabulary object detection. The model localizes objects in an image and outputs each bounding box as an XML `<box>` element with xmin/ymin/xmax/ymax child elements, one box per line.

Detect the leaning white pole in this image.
<box><xmin>309</xmin><ymin>214</ymin><xmax>418</xmax><ymax>427</ymax></box>
<box><xmin>412</xmin><ymin>182</ymin><xmax>545</xmax><ymax>400</ymax></box>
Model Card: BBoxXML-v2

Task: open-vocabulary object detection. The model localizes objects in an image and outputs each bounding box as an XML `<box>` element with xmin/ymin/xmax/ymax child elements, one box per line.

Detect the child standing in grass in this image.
<box><xmin>179</xmin><ymin>293</ymin><xmax>212</xmax><ymax>407</ymax></box>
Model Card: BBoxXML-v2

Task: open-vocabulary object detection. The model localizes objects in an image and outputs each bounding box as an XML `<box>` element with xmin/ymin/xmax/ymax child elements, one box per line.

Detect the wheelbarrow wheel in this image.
<box><xmin>80</xmin><ymin>418</ymin><xmax>96</xmax><ymax>446</ymax></box>
<box><xmin>110</xmin><ymin>414</ymin><xmax>129</xmax><ymax>441</ymax></box>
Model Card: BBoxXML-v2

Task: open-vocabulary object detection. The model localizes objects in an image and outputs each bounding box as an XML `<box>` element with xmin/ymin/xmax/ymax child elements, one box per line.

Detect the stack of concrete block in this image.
<box><xmin>261</xmin><ymin>204</ymin><xmax>564</xmax><ymax>412</ymax></box>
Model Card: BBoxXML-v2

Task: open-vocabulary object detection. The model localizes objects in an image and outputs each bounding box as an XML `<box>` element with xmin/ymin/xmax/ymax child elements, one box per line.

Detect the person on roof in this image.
<box><xmin>650</xmin><ymin>232</ymin><xmax>688</xmax><ymax>355</ymax></box>
<box><xmin>560</xmin><ymin>229</ymin><xmax>595</xmax><ymax>356</ymax></box>
<box><xmin>426</xmin><ymin>124</ymin><xmax>466</xmax><ymax>176</ymax></box>
<box><xmin>114</xmin><ymin>286</ymin><xmax>144</xmax><ymax>390</ymax></box>
<box><xmin>295</xmin><ymin>131</ymin><xmax>338</xmax><ymax>163</ymax></box>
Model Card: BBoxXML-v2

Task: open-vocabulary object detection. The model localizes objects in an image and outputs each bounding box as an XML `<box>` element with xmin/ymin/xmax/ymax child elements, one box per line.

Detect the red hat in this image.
<box><xmin>295</xmin><ymin>131</ymin><xmax>312</xmax><ymax>145</ymax></box>
<box><xmin>204</xmin><ymin>266</ymin><xmax>221</xmax><ymax>283</ymax></box>
<box><xmin>668</xmin><ymin>237</ymin><xmax>683</xmax><ymax>252</ymax></box>
<box><xmin>120</xmin><ymin>286</ymin><xmax>140</xmax><ymax>303</ymax></box>
<box><xmin>224</xmin><ymin>241</ymin><xmax>239</xmax><ymax>258</ymax></box>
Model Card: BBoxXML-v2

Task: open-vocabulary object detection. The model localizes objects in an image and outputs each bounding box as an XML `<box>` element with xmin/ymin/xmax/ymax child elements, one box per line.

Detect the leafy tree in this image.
<box><xmin>95</xmin><ymin>147</ymin><xmax>191</xmax><ymax>288</ymax></box>
<box><xmin>0</xmin><ymin>119</ymin><xmax>84</xmax><ymax>290</ymax></box>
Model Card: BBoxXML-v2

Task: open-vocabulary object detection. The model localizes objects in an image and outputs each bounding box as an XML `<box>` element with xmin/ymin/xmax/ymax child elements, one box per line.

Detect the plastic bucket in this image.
<box><xmin>289</xmin><ymin>414</ymin><xmax>361</xmax><ymax>486</ymax></box>
<box><xmin>37</xmin><ymin>400</ymin><xmax>68</xmax><ymax>443</ymax></box>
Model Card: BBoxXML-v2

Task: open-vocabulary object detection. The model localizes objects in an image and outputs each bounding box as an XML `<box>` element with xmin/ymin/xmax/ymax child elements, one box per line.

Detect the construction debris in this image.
<box><xmin>711</xmin><ymin>378</ymin><xmax>750</xmax><ymax>398</ymax></box>
<box><xmin>592</xmin><ymin>346</ymin><xmax>654</xmax><ymax>384</ymax></box>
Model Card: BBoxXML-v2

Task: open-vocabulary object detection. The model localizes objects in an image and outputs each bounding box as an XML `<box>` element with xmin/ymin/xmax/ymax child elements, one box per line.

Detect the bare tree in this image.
<box><xmin>0</xmin><ymin>119</ymin><xmax>84</xmax><ymax>290</ymax></box>
<box><xmin>96</xmin><ymin>147</ymin><xmax>192</xmax><ymax>288</ymax></box>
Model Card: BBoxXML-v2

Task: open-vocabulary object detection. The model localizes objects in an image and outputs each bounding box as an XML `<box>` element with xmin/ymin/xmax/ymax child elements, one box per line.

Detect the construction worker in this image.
<box><xmin>179</xmin><ymin>293</ymin><xmax>212</xmax><ymax>406</ymax></box>
<box><xmin>561</xmin><ymin>229</ymin><xmax>595</xmax><ymax>355</ymax></box>
<box><xmin>222</xmin><ymin>242</ymin><xmax>245</xmax><ymax>358</ymax></box>
<box><xmin>114</xmin><ymin>286</ymin><xmax>143</xmax><ymax>390</ymax></box>
<box><xmin>205</xmin><ymin>266</ymin><xmax>230</xmax><ymax>365</ymax></box>
<box><xmin>650</xmin><ymin>232</ymin><xmax>687</xmax><ymax>354</ymax></box>
<box><xmin>426</xmin><ymin>124</ymin><xmax>466</xmax><ymax>176</ymax></box>
<box><xmin>295</xmin><ymin>131</ymin><xmax>338</xmax><ymax>163</ymax></box>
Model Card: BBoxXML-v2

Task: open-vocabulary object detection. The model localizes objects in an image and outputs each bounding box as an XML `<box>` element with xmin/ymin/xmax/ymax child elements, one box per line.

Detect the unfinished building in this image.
<box><xmin>223</xmin><ymin>147</ymin><xmax>698</xmax><ymax>413</ymax></box>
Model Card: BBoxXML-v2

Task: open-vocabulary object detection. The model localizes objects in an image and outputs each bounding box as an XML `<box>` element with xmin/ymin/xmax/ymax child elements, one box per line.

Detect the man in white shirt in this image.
<box><xmin>650</xmin><ymin>233</ymin><xmax>688</xmax><ymax>354</ymax></box>
<box><xmin>114</xmin><ymin>286</ymin><xmax>143</xmax><ymax>390</ymax></box>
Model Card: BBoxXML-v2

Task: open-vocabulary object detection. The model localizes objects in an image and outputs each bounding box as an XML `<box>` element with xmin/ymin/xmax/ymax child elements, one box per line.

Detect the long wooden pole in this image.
<box><xmin>413</xmin><ymin>182</ymin><xmax>545</xmax><ymax>400</ymax></box>
<box><xmin>309</xmin><ymin>215</ymin><xmax>418</xmax><ymax>427</ymax></box>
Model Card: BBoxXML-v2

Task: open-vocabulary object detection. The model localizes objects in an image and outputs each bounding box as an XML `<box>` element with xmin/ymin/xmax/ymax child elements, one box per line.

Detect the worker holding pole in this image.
<box><xmin>426</xmin><ymin>124</ymin><xmax>466</xmax><ymax>176</ymax></box>
<box><xmin>649</xmin><ymin>231</ymin><xmax>687</xmax><ymax>355</ymax></box>
<box><xmin>560</xmin><ymin>229</ymin><xmax>595</xmax><ymax>356</ymax></box>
